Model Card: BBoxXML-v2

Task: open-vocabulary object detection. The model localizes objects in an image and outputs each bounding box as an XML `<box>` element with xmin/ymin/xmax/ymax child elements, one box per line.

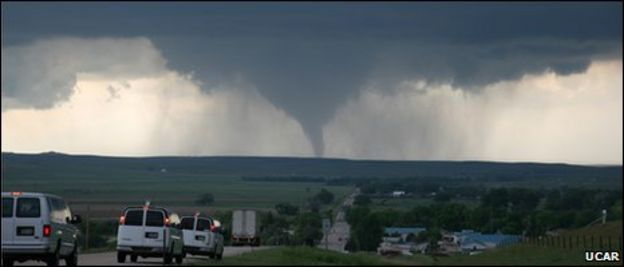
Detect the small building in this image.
<box><xmin>384</xmin><ymin>227</ymin><xmax>426</xmax><ymax>243</ymax></box>
<box><xmin>458</xmin><ymin>233</ymin><xmax>521</xmax><ymax>252</ymax></box>
<box><xmin>391</xmin><ymin>191</ymin><xmax>405</xmax><ymax>198</ymax></box>
<box><xmin>379</xmin><ymin>227</ymin><xmax>428</xmax><ymax>256</ymax></box>
<box><xmin>438</xmin><ymin>229</ymin><xmax>521</xmax><ymax>254</ymax></box>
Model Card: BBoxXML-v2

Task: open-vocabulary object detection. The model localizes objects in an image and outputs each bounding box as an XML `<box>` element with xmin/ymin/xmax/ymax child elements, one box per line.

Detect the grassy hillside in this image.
<box><xmin>434</xmin><ymin>221</ymin><xmax>622</xmax><ymax>265</ymax></box>
<box><xmin>432</xmin><ymin>244</ymin><xmax>617</xmax><ymax>265</ymax></box>
<box><xmin>209</xmin><ymin>243</ymin><xmax>621</xmax><ymax>266</ymax></box>
<box><xmin>192</xmin><ymin>246</ymin><xmax>409</xmax><ymax>265</ymax></box>
<box><xmin>561</xmin><ymin>220</ymin><xmax>623</xmax><ymax>238</ymax></box>
<box><xmin>208</xmin><ymin>222</ymin><xmax>623</xmax><ymax>265</ymax></box>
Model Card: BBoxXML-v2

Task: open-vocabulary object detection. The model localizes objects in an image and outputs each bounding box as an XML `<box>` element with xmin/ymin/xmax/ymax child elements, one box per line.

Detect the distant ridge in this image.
<box><xmin>2</xmin><ymin>152</ymin><xmax>621</xmax><ymax>181</ymax></box>
<box><xmin>2</xmin><ymin>151</ymin><xmax>620</xmax><ymax>167</ymax></box>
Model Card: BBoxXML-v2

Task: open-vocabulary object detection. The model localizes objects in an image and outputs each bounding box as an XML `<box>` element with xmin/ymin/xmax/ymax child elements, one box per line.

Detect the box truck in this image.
<box><xmin>231</xmin><ymin>210</ymin><xmax>259</xmax><ymax>246</ymax></box>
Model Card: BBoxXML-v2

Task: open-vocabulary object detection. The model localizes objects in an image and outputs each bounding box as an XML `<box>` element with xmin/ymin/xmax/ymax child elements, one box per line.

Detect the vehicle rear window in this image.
<box><xmin>145</xmin><ymin>210</ymin><xmax>164</xmax><ymax>227</ymax></box>
<box><xmin>124</xmin><ymin>210</ymin><xmax>143</xmax><ymax>226</ymax></box>
<box><xmin>197</xmin><ymin>218</ymin><xmax>211</xmax><ymax>231</ymax></box>
<box><xmin>180</xmin><ymin>217</ymin><xmax>194</xmax><ymax>230</ymax></box>
<box><xmin>16</xmin><ymin>198</ymin><xmax>40</xmax><ymax>218</ymax></box>
<box><xmin>2</xmin><ymin>198</ymin><xmax>13</xmax><ymax>218</ymax></box>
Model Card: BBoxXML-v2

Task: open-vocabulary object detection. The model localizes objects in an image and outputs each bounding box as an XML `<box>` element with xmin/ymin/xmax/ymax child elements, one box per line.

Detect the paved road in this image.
<box><xmin>318</xmin><ymin>188</ymin><xmax>359</xmax><ymax>253</ymax></box>
<box><xmin>14</xmin><ymin>246</ymin><xmax>273</xmax><ymax>266</ymax></box>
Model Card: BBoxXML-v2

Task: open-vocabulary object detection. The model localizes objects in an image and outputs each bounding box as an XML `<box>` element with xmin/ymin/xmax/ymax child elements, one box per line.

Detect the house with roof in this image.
<box><xmin>378</xmin><ymin>227</ymin><xmax>428</xmax><ymax>256</ymax></box>
<box><xmin>391</xmin><ymin>191</ymin><xmax>406</xmax><ymax>198</ymax></box>
<box><xmin>438</xmin><ymin>229</ymin><xmax>521</xmax><ymax>255</ymax></box>
<box><xmin>460</xmin><ymin>233</ymin><xmax>521</xmax><ymax>252</ymax></box>
<box><xmin>384</xmin><ymin>227</ymin><xmax>426</xmax><ymax>243</ymax></box>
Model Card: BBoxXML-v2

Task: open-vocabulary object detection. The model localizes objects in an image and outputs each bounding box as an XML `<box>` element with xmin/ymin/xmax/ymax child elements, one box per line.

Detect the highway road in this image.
<box><xmin>318</xmin><ymin>188</ymin><xmax>359</xmax><ymax>253</ymax></box>
<box><xmin>14</xmin><ymin>246</ymin><xmax>273</xmax><ymax>266</ymax></box>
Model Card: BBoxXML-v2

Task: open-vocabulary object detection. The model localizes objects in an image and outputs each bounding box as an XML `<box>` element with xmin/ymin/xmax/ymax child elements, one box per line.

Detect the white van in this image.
<box><xmin>116</xmin><ymin>203</ymin><xmax>185</xmax><ymax>264</ymax></box>
<box><xmin>180</xmin><ymin>213</ymin><xmax>224</xmax><ymax>260</ymax></box>
<box><xmin>1</xmin><ymin>192</ymin><xmax>82</xmax><ymax>267</ymax></box>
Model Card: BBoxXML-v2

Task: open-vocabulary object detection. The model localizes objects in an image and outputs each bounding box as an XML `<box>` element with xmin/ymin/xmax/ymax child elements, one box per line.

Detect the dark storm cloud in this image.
<box><xmin>2</xmin><ymin>2</ymin><xmax>621</xmax><ymax>155</ymax></box>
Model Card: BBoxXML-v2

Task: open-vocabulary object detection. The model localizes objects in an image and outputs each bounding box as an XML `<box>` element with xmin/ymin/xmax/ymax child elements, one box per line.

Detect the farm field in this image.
<box><xmin>2</xmin><ymin>151</ymin><xmax>621</xmax><ymax>218</ymax></box>
<box><xmin>1</xmin><ymin>153</ymin><xmax>352</xmax><ymax>218</ymax></box>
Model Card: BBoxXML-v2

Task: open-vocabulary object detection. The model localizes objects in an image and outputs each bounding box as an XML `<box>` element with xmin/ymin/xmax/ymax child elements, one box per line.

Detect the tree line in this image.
<box><xmin>345</xmin><ymin>186</ymin><xmax>622</xmax><ymax>252</ymax></box>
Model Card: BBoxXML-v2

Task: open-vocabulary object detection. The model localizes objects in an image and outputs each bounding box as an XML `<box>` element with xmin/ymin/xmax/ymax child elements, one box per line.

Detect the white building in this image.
<box><xmin>391</xmin><ymin>191</ymin><xmax>405</xmax><ymax>197</ymax></box>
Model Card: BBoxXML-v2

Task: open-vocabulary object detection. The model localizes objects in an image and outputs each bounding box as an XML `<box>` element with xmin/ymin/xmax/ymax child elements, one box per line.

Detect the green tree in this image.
<box><xmin>468</xmin><ymin>207</ymin><xmax>490</xmax><ymax>232</ymax></box>
<box><xmin>508</xmin><ymin>188</ymin><xmax>541</xmax><ymax>212</ymax></box>
<box><xmin>346</xmin><ymin>206</ymin><xmax>370</xmax><ymax>227</ymax></box>
<box><xmin>610</xmin><ymin>200</ymin><xmax>622</xmax><ymax>220</ymax></box>
<box><xmin>315</xmin><ymin>188</ymin><xmax>335</xmax><ymax>205</ymax></box>
<box><xmin>425</xmin><ymin>226</ymin><xmax>442</xmax><ymax>253</ymax></box>
<box><xmin>353</xmin><ymin>195</ymin><xmax>371</xmax><ymax>206</ymax></box>
<box><xmin>351</xmin><ymin>213</ymin><xmax>383</xmax><ymax>251</ymax></box>
<box><xmin>434</xmin><ymin>192</ymin><xmax>452</xmax><ymax>202</ymax></box>
<box><xmin>501</xmin><ymin>212</ymin><xmax>523</xmax><ymax>234</ymax></box>
<box><xmin>275</xmin><ymin>202</ymin><xmax>299</xmax><ymax>216</ymax></box>
<box><xmin>375</xmin><ymin>209</ymin><xmax>401</xmax><ymax>228</ymax></box>
<box><xmin>259</xmin><ymin>212</ymin><xmax>292</xmax><ymax>245</ymax></box>
<box><xmin>434</xmin><ymin>203</ymin><xmax>468</xmax><ymax>231</ymax></box>
<box><xmin>482</xmin><ymin>188</ymin><xmax>509</xmax><ymax>210</ymax></box>
<box><xmin>306</xmin><ymin>197</ymin><xmax>321</xmax><ymax>213</ymax></box>
<box><xmin>294</xmin><ymin>212</ymin><xmax>322</xmax><ymax>246</ymax></box>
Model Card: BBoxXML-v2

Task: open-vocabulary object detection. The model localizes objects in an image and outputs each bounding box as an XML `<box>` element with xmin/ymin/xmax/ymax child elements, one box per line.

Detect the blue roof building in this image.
<box><xmin>459</xmin><ymin>233</ymin><xmax>521</xmax><ymax>251</ymax></box>
<box><xmin>384</xmin><ymin>227</ymin><xmax>426</xmax><ymax>236</ymax></box>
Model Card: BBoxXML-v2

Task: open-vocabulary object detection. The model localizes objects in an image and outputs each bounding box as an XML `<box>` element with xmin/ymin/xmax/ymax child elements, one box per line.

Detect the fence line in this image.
<box><xmin>522</xmin><ymin>235</ymin><xmax>623</xmax><ymax>251</ymax></box>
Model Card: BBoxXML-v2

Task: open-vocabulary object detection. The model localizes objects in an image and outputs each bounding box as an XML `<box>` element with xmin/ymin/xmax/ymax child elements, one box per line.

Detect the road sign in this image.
<box><xmin>323</xmin><ymin>218</ymin><xmax>331</xmax><ymax>232</ymax></box>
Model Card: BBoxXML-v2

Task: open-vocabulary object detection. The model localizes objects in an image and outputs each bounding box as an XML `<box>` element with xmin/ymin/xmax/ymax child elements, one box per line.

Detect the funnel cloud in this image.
<box><xmin>2</xmin><ymin>2</ymin><xmax>622</xmax><ymax>164</ymax></box>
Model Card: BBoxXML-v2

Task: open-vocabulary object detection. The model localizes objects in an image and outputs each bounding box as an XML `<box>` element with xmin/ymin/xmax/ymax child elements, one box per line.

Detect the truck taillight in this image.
<box><xmin>164</xmin><ymin>217</ymin><xmax>170</xmax><ymax>226</ymax></box>
<box><xmin>210</xmin><ymin>225</ymin><xmax>216</xmax><ymax>232</ymax></box>
<box><xmin>119</xmin><ymin>215</ymin><xmax>125</xmax><ymax>225</ymax></box>
<box><xmin>43</xmin><ymin>225</ymin><xmax>51</xmax><ymax>237</ymax></box>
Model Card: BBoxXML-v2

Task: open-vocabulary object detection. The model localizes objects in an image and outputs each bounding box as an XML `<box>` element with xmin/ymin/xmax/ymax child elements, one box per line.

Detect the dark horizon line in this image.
<box><xmin>1</xmin><ymin>150</ymin><xmax>621</xmax><ymax>168</ymax></box>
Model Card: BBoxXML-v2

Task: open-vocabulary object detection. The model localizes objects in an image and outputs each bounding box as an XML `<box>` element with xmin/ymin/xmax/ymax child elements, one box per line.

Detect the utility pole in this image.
<box><xmin>323</xmin><ymin>218</ymin><xmax>330</xmax><ymax>250</ymax></box>
<box><xmin>85</xmin><ymin>204</ymin><xmax>90</xmax><ymax>251</ymax></box>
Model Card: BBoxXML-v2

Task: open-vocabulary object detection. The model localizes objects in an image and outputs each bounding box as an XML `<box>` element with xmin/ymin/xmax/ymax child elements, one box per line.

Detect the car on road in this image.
<box><xmin>116</xmin><ymin>203</ymin><xmax>185</xmax><ymax>264</ymax></box>
<box><xmin>1</xmin><ymin>192</ymin><xmax>82</xmax><ymax>267</ymax></box>
<box><xmin>180</xmin><ymin>213</ymin><xmax>224</xmax><ymax>260</ymax></box>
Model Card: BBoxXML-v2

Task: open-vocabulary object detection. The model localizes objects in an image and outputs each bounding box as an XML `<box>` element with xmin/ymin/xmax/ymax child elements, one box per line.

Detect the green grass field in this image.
<box><xmin>560</xmin><ymin>220</ymin><xmax>623</xmax><ymax>239</ymax></box>
<box><xmin>431</xmin><ymin>244</ymin><xmax>614</xmax><ymax>265</ymax></box>
<box><xmin>198</xmin><ymin>243</ymin><xmax>621</xmax><ymax>266</ymax></box>
<box><xmin>192</xmin><ymin>246</ymin><xmax>409</xmax><ymax>265</ymax></box>
<box><xmin>202</xmin><ymin>221</ymin><xmax>623</xmax><ymax>265</ymax></box>
<box><xmin>2</xmin><ymin>157</ymin><xmax>352</xmax><ymax>218</ymax></box>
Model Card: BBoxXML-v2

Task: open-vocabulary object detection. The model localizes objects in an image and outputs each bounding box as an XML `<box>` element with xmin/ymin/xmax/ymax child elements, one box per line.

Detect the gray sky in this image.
<box><xmin>1</xmin><ymin>2</ymin><xmax>622</xmax><ymax>164</ymax></box>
